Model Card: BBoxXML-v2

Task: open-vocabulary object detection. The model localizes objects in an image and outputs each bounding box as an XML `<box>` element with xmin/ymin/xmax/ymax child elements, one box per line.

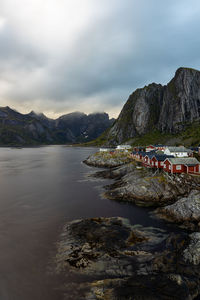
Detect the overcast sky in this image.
<box><xmin>0</xmin><ymin>0</ymin><xmax>200</xmax><ymax>118</ymax></box>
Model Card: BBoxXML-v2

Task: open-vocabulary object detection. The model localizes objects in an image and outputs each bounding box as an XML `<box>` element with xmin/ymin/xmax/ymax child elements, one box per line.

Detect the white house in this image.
<box><xmin>164</xmin><ymin>146</ymin><xmax>192</xmax><ymax>157</ymax></box>
<box><xmin>116</xmin><ymin>145</ymin><xmax>132</xmax><ymax>150</ymax></box>
<box><xmin>99</xmin><ymin>148</ymin><xmax>109</xmax><ymax>152</ymax></box>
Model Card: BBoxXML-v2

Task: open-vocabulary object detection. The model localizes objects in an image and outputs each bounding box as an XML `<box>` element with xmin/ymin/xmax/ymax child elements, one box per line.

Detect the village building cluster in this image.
<box><xmin>100</xmin><ymin>144</ymin><xmax>200</xmax><ymax>175</ymax></box>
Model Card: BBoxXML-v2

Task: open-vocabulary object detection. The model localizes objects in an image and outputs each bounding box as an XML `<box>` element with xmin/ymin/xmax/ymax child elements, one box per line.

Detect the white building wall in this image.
<box><xmin>99</xmin><ymin>148</ymin><xmax>109</xmax><ymax>152</ymax></box>
<box><xmin>164</xmin><ymin>148</ymin><xmax>189</xmax><ymax>157</ymax></box>
<box><xmin>116</xmin><ymin>145</ymin><xmax>132</xmax><ymax>150</ymax></box>
<box><xmin>164</xmin><ymin>148</ymin><xmax>171</xmax><ymax>156</ymax></box>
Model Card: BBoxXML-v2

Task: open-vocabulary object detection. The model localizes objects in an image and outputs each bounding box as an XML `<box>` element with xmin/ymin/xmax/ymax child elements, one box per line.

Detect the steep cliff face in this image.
<box><xmin>107</xmin><ymin>67</ymin><xmax>200</xmax><ymax>145</ymax></box>
<box><xmin>159</xmin><ymin>68</ymin><xmax>200</xmax><ymax>132</ymax></box>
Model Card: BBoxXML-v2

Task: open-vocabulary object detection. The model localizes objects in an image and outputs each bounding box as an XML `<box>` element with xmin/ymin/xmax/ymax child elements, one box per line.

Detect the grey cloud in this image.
<box><xmin>0</xmin><ymin>0</ymin><xmax>200</xmax><ymax>117</ymax></box>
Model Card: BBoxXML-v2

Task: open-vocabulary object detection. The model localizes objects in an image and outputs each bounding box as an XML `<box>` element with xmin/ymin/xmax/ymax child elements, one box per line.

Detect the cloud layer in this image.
<box><xmin>0</xmin><ymin>0</ymin><xmax>200</xmax><ymax>118</ymax></box>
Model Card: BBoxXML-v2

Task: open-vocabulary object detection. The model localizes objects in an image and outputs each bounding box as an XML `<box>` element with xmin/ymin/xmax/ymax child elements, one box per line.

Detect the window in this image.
<box><xmin>176</xmin><ymin>165</ymin><xmax>181</xmax><ymax>170</ymax></box>
<box><xmin>156</xmin><ymin>162</ymin><xmax>158</xmax><ymax>166</ymax></box>
<box><xmin>160</xmin><ymin>162</ymin><xmax>164</xmax><ymax>166</ymax></box>
<box><xmin>164</xmin><ymin>164</ymin><xmax>166</xmax><ymax>168</ymax></box>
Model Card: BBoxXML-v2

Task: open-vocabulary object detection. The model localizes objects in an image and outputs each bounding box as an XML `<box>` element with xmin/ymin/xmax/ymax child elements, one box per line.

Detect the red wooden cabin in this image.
<box><xmin>146</xmin><ymin>145</ymin><xmax>156</xmax><ymax>152</ymax></box>
<box><xmin>163</xmin><ymin>158</ymin><xmax>200</xmax><ymax>174</ymax></box>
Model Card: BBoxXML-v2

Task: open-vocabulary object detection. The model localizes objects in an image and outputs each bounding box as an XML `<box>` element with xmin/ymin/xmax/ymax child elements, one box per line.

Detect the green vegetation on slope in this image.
<box><xmin>83</xmin><ymin>121</ymin><xmax>200</xmax><ymax>147</ymax></box>
<box><xmin>129</xmin><ymin>121</ymin><xmax>200</xmax><ymax>146</ymax></box>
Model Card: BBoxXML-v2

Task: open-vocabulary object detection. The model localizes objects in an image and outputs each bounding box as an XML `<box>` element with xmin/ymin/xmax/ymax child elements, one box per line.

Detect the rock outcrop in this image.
<box><xmin>84</xmin><ymin>151</ymin><xmax>133</xmax><ymax>168</ymax></box>
<box><xmin>104</xmin><ymin>167</ymin><xmax>190</xmax><ymax>207</ymax></box>
<box><xmin>54</xmin><ymin>217</ymin><xmax>200</xmax><ymax>300</ymax></box>
<box><xmin>157</xmin><ymin>190</ymin><xmax>200</xmax><ymax>230</ymax></box>
<box><xmin>106</xmin><ymin>67</ymin><xmax>200</xmax><ymax>145</ymax></box>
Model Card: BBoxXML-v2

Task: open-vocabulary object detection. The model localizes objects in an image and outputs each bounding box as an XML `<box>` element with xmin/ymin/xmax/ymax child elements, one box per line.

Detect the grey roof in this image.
<box><xmin>153</xmin><ymin>154</ymin><xmax>174</xmax><ymax>161</ymax></box>
<box><xmin>145</xmin><ymin>151</ymin><xmax>157</xmax><ymax>158</ymax></box>
<box><xmin>165</xmin><ymin>157</ymin><xmax>200</xmax><ymax>166</ymax></box>
<box><xmin>166</xmin><ymin>146</ymin><xmax>192</xmax><ymax>153</ymax></box>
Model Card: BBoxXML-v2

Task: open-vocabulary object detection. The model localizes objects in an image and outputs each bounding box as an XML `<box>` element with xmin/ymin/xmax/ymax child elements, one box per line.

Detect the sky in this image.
<box><xmin>0</xmin><ymin>0</ymin><xmax>200</xmax><ymax>119</ymax></box>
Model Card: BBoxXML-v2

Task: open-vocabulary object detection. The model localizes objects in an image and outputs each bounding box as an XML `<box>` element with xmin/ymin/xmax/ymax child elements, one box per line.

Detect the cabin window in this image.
<box><xmin>160</xmin><ymin>162</ymin><xmax>164</xmax><ymax>166</ymax></box>
<box><xmin>164</xmin><ymin>164</ymin><xmax>166</xmax><ymax>168</ymax></box>
<box><xmin>155</xmin><ymin>162</ymin><xmax>158</xmax><ymax>166</ymax></box>
<box><xmin>176</xmin><ymin>165</ymin><xmax>181</xmax><ymax>170</ymax></box>
<box><xmin>169</xmin><ymin>165</ymin><xmax>171</xmax><ymax>170</ymax></box>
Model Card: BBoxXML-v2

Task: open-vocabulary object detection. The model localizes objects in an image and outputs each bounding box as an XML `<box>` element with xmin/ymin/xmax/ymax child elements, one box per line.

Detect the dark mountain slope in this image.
<box><xmin>0</xmin><ymin>107</ymin><xmax>114</xmax><ymax>145</ymax></box>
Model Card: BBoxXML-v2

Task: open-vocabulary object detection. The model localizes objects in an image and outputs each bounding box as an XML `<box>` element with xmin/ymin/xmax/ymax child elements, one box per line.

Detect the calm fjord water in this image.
<box><xmin>0</xmin><ymin>146</ymin><xmax>170</xmax><ymax>300</ymax></box>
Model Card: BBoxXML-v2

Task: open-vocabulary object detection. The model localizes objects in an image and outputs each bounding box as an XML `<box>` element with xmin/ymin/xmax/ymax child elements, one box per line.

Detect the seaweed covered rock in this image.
<box><xmin>54</xmin><ymin>217</ymin><xmax>200</xmax><ymax>300</ymax></box>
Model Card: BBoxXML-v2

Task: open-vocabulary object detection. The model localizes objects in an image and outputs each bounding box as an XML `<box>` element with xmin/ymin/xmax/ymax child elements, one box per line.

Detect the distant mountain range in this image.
<box><xmin>0</xmin><ymin>107</ymin><xmax>114</xmax><ymax>145</ymax></box>
<box><xmin>100</xmin><ymin>67</ymin><xmax>200</xmax><ymax>147</ymax></box>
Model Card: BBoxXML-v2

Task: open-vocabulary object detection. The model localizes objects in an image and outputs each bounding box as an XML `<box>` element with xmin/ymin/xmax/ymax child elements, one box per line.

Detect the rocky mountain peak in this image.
<box><xmin>106</xmin><ymin>67</ymin><xmax>200</xmax><ymax>145</ymax></box>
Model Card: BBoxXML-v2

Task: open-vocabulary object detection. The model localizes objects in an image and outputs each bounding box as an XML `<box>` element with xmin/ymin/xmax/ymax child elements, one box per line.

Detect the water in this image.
<box><xmin>0</xmin><ymin>146</ymin><xmax>172</xmax><ymax>300</ymax></box>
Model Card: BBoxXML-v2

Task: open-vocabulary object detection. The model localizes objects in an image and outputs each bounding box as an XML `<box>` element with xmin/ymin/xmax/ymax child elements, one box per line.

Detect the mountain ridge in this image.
<box><xmin>0</xmin><ymin>106</ymin><xmax>114</xmax><ymax>145</ymax></box>
<box><xmin>104</xmin><ymin>67</ymin><xmax>200</xmax><ymax>146</ymax></box>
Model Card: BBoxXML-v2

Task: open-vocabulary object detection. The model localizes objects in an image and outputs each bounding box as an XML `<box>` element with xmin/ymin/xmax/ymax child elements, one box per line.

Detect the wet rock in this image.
<box><xmin>54</xmin><ymin>217</ymin><xmax>200</xmax><ymax>299</ymax></box>
<box><xmin>157</xmin><ymin>190</ymin><xmax>200</xmax><ymax>230</ymax></box>
<box><xmin>86</xmin><ymin>274</ymin><xmax>192</xmax><ymax>300</ymax></box>
<box><xmin>183</xmin><ymin>232</ymin><xmax>200</xmax><ymax>265</ymax></box>
<box><xmin>55</xmin><ymin>217</ymin><xmax>150</xmax><ymax>277</ymax></box>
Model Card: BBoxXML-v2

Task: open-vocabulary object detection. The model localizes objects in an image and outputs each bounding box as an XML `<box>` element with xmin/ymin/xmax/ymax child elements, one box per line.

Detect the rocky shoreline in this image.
<box><xmin>91</xmin><ymin>158</ymin><xmax>200</xmax><ymax>209</ymax></box>
<box><xmin>54</xmin><ymin>152</ymin><xmax>200</xmax><ymax>299</ymax></box>
<box><xmin>55</xmin><ymin>217</ymin><xmax>200</xmax><ymax>299</ymax></box>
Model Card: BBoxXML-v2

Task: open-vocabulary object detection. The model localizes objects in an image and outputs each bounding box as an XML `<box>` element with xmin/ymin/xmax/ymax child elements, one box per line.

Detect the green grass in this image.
<box><xmin>79</xmin><ymin>129</ymin><xmax>109</xmax><ymax>146</ymax></box>
<box><xmin>125</xmin><ymin>121</ymin><xmax>200</xmax><ymax>147</ymax></box>
<box><xmin>128</xmin><ymin>130</ymin><xmax>172</xmax><ymax>146</ymax></box>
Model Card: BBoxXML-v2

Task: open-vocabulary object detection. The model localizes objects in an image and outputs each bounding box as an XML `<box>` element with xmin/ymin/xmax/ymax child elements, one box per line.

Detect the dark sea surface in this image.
<box><xmin>0</xmin><ymin>146</ymin><xmax>174</xmax><ymax>300</ymax></box>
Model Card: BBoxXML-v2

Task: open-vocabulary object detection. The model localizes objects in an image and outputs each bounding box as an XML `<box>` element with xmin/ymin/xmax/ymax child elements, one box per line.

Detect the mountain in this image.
<box><xmin>56</xmin><ymin>112</ymin><xmax>114</xmax><ymax>142</ymax></box>
<box><xmin>0</xmin><ymin>107</ymin><xmax>114</xmax><ymax>145</ymax></box>
<box><xmin>105</xmin><ymin>67</ymin><xmax>200</xmax><ymax>146</ymax></box>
